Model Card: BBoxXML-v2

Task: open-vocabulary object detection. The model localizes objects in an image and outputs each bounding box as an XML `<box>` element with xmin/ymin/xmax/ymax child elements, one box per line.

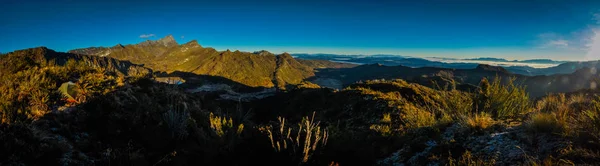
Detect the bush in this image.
<box><xmin>163</xmin><ymin>105</ymin><xmax>191</xmax><ymax>139</ymax></box>
<box><xmin>370</xmin><ymin>113</ymin><xmax>396</xmax><ymax>136</ymax></box>
<box><xmin>526</xmin><ymin>113</ymin><xmax>567</xmax><ymax>135</ymax></box>
<box><xmin>401</xmin><ymin>104</ymin><xmax>436</xmax><ymax>129</ymax></box>
<box><xmin>577</xmin><ymin>96</ymin><xmax>600</xmax><ymax>145</ymax></box>
<box><xmin>462</xmin><ymin>113</ymin><xmax>494</xmax><ymax>132</ymax></box>
<box><xmin>209</xmin><ymin>112</ymin><xmax>245</xmax><ymax>137</ymax></box>
<box><xmin>259</xmin><ymin>112</ymin><xmax>329</xmax><ymax>164</ymax></box>
<box><xmin>448</xmin><ymin>151</ymin><xmax>495</xmax><ymax>166</ymax></box>
<box><xmin>474</xmin><ymin>77</ymin><xmax>530</xmax><ymax>119</ymax></box>
<box><xmin>439</xmin><ymin>90</ymin><xmax>473</xmax><ymax>119</ymax></box>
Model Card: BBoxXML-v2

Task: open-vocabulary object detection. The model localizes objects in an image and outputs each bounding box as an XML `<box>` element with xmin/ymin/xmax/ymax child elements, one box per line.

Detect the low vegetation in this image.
<box><xmin>2</xmin><ymin>49</ymin><xmax>600</xmax><ymax>165</ymax></box>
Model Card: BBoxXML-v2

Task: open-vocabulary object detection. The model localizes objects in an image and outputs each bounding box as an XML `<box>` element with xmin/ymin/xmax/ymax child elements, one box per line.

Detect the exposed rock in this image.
<box><xmin>254</xmin><ymin>50</ymin><xmax>274</xmax><ymax>56</ymax></box>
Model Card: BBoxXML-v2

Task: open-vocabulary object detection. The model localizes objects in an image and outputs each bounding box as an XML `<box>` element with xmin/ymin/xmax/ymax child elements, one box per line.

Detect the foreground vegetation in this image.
<box><xmin>2</xmin><ymin>49</ymin><xmax>600</xmax><ymax>165</ymax></box>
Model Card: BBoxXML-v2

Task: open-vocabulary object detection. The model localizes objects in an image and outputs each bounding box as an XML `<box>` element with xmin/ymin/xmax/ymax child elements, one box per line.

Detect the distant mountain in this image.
<box><xmin>505</xmin><ymin>60</ymin><xmax>600</xmax><ymax>76</ymax></box>
<box><xmin>297</xmin><ymin>59</ymin><xmax>358</xmax><ymax>69</ymax></box>
<box><xmin>70</xmin><ymin>35</ymin><xmax>350</xmax><ymax>89</ymax></box>
<box><xmin>308</xmin><ymin>63</ymin><xmax>600</xmax><ymax>98</ymax></box>
<box><xmin>64</xmin><ymin>36</ymin><xmax>600</xmax><ymax>97</ymax></box>
<box><xmin>293</xmin><ymin>53</ymin><xmax>585</xmax><ymax>76</ymax></box>
<box><xmin>465</xmin><ymin>57</ymin><xmax>510</xmax><ymax>62</ymax></box>
<box><xmin>519</xmin><ymin>59</ymin><xmax>565</xmax><ymax>64</ymax></box>
<box><xmin>451</xmin><ymin>57</ymin><xmax>566</xmax><ymax>64</ymax></box>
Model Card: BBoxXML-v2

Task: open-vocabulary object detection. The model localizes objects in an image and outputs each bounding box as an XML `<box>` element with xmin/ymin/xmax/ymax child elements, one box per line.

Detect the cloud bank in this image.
<box><xmin>545</xmin><ymin>39</ymin><xmax>569</xmax><ymax>48</ymax></box>
<box><xmin>139</xmin><ymin>34</ymin><xmax>155</xmax><ymax>38</ymax></box>
<box><xmin>585</xmin><ymin>12</ymin><xmax>600</xmax><ymax>60</ymax></box>
<box><xmin>586</xmin><ymin>29</ymin><xmax>600</xmax><ymax>60</ymax></box>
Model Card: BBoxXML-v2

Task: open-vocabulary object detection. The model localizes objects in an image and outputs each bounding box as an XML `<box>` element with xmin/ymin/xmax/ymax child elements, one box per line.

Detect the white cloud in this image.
<box><xmin>537</xmin><ymin>33</ymin><xmax>570</xmax><ymax>49</ymax></box>
<box><xmin>585</xmin><ymin>29</ymin><xmax>600</xmax><ymax>60</ymax></box>
<box><xmin>181</xmin><ymin>36</ymin><xmax>185</xmax><ymax>39</ymax></box>
<box><xmin>535</xmin><ymin>13</ymin><xmax>600</xmax><ymax>60</ymax></box>
<box><xmin>139</xmin><ymin>34</ymin><xmax>155</xmax><ymax>38</ymax></box>
<box><xmin>545</xmin><ymin>39</ymin><xmax>569</xmax><ymax>48</ymax></box>
<box><xmin>584</xmin><ymin>12</ymin><xmax>600</xmax><ymax>60</ymax></box>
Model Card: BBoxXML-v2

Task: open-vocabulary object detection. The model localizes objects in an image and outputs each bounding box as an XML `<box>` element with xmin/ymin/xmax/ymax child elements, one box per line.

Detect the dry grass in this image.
<box><xmin>381</xmin><ymin>113</ymin><xmax>392</xmax><ymax>123</ymax></box>
<box><xmin>474</xmin><ymin>77</ymin><xmax>531</xmax><ymax>119</ymax></box>
<box><xmin>259</xmin><ymin>112</ymin><xmax>328</xmax><ymax>163</ymax></box>
<box><xmin>526</xmin><ymin>113</ymin><xmax>568</xmax><ymax>135</ymax></box>
<box><xmin>464</xmin><ymin>113</ymin><xmax>494</xmax><ymax>131</ymax></box>
<box><xmin>401</xmin><ymin>104</ymin><xmax>436</xmax><ymax>129</ymax></box>
<box><xmin>209</xmin><ymin>112</ymin><xmax>234</xmax><ymax>137</ymax></box>
<box><xmin>448</xmin><ymin>151</ymin><xmax>495</xmax><ymax>166</ymax></box>
<box><xmin>162</xmin><ymin>105</ymin><xmax>190</xmax><ymax>139</ymax></box>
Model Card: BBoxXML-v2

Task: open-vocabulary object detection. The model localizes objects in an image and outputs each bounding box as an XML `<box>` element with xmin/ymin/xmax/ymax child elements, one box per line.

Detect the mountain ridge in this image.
<box><xmin>69</xmin><ymin>35</ymin><xmax>338</xmax><ymax>89</ymax></box>
<box><xmin>293</xmin><ymin>53</ymin><xmax>591</xmax><ymax>76</ymax></box>
<box><xmin>4</xmin><ymin>47</ymin><xmax>152</xmax><ymax>77</ymax></box>
<box><xmin>37</xmin><ymin>35</ymin><xmax>600</xmax><ymax>98</ymax></box>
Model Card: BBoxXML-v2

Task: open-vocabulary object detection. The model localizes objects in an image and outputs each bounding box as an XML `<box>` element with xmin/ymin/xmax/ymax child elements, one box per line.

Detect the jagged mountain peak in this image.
<box><xmin>138</xmin><ymin>35</ymin><xmax>178</xmax><ymax>48</ymax></box>
<box><xmin>68</xmin><ymin>38</ymin><xmax>319</xmax><ymax>88</ymax></box>
<box><xmin>113</xmin><ymin>44</ymin><xmax>125</xmax><ymax>48</ymax></box>
<box><xmin>182</xmin><ymin>40</ymin><xmax>201</xmax><ymax>48</ymax></box>
<box><xmin>254</xmin><ymin>50</ymin><xmax>274</xmax><ymax>56</ymax></box>
<box><xmin>158</xmin><ymin>34</ymin><xmax>177</xmax><ymax>47</ymax></box>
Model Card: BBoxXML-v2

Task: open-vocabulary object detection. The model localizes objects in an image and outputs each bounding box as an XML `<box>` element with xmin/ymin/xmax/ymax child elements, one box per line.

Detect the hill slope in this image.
<box><xmin>70</xmin><ymin>35</ymin><xmax>331</xmax><ymax>89</ymax></box>
<box><xmin>3</xmin><ymin>47</ymin><xmax>152</xmax><ymax>77</ymax></box>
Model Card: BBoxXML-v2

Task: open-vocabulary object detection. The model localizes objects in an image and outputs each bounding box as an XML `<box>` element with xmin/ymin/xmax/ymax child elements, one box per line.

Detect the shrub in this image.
<box><xmin>209</xmin><ymin>112</ymin><xmax>235</xmax><ymax>137</ymax></box>
<box><xmin>401</xmin><ymin>104</ymin><xmax>436</xmax><ymax>129</ymax></box>
<box><xmin>448</xmin><ymin>151</ymin><xmax>495</xmax><ymax>166</ymax></box>
<box><xmin>463</xmin><ymin>113</ymin><xmax>494</xmax><ymax>132</ymax></box>
<box><xmin>526</xmin><ymin>113</ymin><xmax>567</xmax><ymax>135</ymax></box>
<box><xmin>381</xmin><ymin>113</ymin><xmax>392</xmax><ymax>123</ymax></box>
<box><xmin>369</xmin><ymin>124</ymin><xmax>393</xmax><ymax>137</ymax></box>
<box><xmin>162</xmin><ymin>105</ymin><xmax>191</xmax><ymax>139</ymax></box>
<box><xmin>369</xmin><ymin>113</ymin><xmax>396</xmax><ymax>136</ymax></box>
<box><xmin>259</xmin><ymin>112</ymin><xmax>329</xmax><ymax>163</ymax></box>
<box><xmin>440</xmin><ymin>90</ymin><xmax>473</xmax><ymax>118</ymax></box>
<box><xmin>577</xmin><ymin>96</ymin><xmax>600</xmax><ymax>145</ymax></box>
<box><xmin>474</xmin><ymin>77</ymin><xmax>530</xmax><ymax>119</ymax></box>
<box><xmin>536</xmin><ymin>93</ymin><xmax>590</xmax><ymax>123</ymax></box>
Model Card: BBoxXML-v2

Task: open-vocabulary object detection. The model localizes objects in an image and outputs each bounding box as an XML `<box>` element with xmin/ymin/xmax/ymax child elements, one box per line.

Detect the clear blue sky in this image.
<box><xmin>1</xmin><ymin>0</ymin><xmax>600</xmax><ymax>60</ymax></box>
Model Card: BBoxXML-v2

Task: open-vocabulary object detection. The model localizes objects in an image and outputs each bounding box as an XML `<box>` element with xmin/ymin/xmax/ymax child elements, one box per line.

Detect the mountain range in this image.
<box><xmin>464</xmin><ymin>57</ymin><xmax>566</xmax><ymax>64</ymax></box>
<box><xmin>1</xmin><ymin>35</ymin><xmax>595</xmax><ymax>98</ymax></box>
<box><xmin>293</xmin><ymin>53</ymin><xmax>599</xmax><ymax>76</ymax></box>
<box><xmin>69</xmin><ymin>35</ymin><xmax>350</xmax><ymax>89</ymax></box>
<box><xmin>310</xmin><ymin>63</ymin><xmax>600</xmax><ymax>98</ymax></box>
<box><xmin>5</xmin><ymin>35</ymin><xmax>600</xmax><ymax>165</ymax></box>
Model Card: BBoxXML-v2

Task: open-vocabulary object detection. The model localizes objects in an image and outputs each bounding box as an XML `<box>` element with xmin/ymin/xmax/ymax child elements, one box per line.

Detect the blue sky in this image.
<box><xmin>1</xmin><ymin>0</ymin><xmax>600</xmax><ymax>60</ymax></box>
